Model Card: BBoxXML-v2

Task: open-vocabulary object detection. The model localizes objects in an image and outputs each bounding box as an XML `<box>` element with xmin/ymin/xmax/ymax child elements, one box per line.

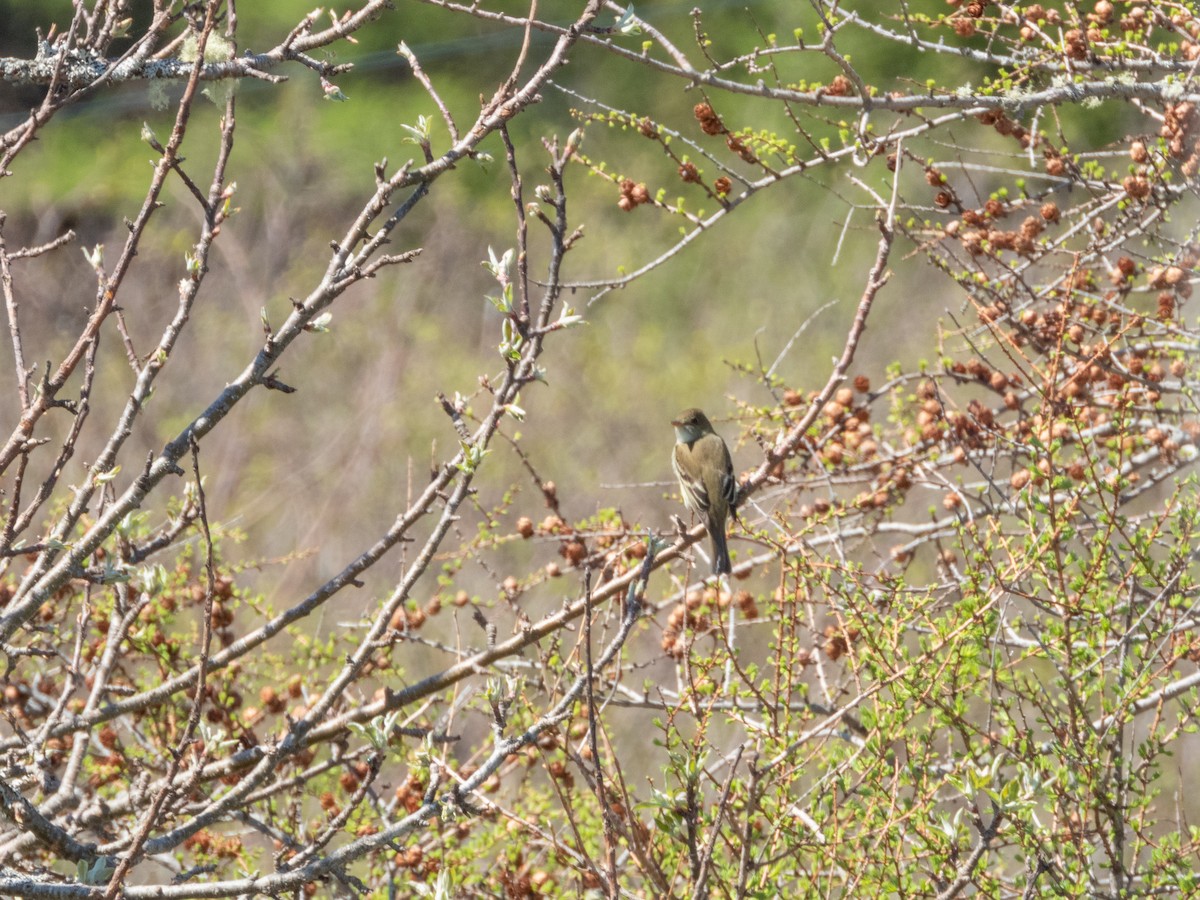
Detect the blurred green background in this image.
<box><xmin>0</xmin><ymin>1</ymin><xmax>1142</xmax><ymax>614</ymax></box>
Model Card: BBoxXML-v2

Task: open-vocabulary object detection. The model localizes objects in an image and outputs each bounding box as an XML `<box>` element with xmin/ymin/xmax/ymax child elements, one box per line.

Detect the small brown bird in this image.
<box><xmin>671</xmin><ymin>408</ymin><xmax>737</xmax><ymax>575</ymax></box>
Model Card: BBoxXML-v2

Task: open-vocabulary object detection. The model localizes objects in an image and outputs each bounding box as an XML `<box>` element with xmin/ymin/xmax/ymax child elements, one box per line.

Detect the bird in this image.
<box><xmin>671</xmin><ymin>408</ymin><xmax>737</xmax><ymax>575</ymax></box>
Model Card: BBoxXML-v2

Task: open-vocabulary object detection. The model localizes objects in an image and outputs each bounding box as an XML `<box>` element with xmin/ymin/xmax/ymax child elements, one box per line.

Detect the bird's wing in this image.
<box><xmin>717</xmin><ymin>440</ymin><xmax>738</xmax><ymax>509</ymax></box>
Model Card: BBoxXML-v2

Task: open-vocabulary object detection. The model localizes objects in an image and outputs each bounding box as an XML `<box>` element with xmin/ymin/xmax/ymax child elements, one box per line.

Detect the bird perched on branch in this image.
<box><xmin>671</xmin><ymin>408</ymin><xmax>737</xmax><ymax>575</ymax></box>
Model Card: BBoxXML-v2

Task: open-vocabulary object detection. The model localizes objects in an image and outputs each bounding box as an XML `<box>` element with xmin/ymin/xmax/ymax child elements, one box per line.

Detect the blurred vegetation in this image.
<box><xmin>1</xmin><ymin>0</ymin><xmax>1198</xmax><ymax>896</ymax></box>
<box><xmin>0</xmin><ymin>0</ymin><xmax>913</xmax><ymax>591</ymax></box>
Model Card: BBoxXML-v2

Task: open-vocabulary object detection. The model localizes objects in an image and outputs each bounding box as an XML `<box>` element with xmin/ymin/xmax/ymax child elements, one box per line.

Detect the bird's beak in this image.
<box><xmin>670</xmin><ymin>417</ymin><xmax>683</xmax><ymax>427</ymax></box>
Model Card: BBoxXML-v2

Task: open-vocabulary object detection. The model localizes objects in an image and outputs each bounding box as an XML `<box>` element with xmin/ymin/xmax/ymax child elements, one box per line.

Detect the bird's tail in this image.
<box><xmin>708</xmin><ymin>517</ymin><xmax>731</xmax><ymax>575</ymax></box>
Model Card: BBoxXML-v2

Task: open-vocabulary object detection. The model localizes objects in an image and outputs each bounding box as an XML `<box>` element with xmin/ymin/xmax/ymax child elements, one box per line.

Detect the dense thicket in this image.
<box><xmin>0</xmin><ymin>2</ymin><xmax>1197</xmax><ymax>897</ymax></box>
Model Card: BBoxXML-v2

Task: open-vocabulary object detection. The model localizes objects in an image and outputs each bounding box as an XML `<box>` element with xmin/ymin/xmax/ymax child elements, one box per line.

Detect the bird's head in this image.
<box><xmin>672</xmin><ymin>408</ymin><xmax>714</xmax><ymax>444</ymax></box>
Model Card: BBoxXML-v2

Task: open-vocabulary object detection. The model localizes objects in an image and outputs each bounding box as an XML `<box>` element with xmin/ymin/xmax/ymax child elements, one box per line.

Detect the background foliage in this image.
<box><xmin>0</xmin><ymin>1</ymin><xmax>1198</xmax><ymax>897</ymax></box>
